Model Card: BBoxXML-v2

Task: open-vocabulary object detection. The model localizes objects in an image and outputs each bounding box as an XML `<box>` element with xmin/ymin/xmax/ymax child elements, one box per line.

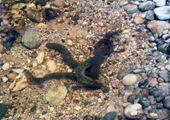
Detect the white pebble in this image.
<box><xmin>2</xmin><ymin>63</ymin><xmax>10</xmax><ymax>71</ymax></box>
<box><xmin>47</xmin><ymin>60</ymin><xmax>57</xmax><ymax>72</ymax></box>
<box><xmin>2</xmin><ymin>77</ymin><xmax>8</xmax><ymax>82</ymax></box>
<box><xmin>122</xmin><ymin>74</ymin><xmax>137</xmax><ymax>85</ymax></box>
<box><xmin>36</xmin><ymin>51</ymin><xmax>44</xmax><ymax>64</ymax></box>
<box><xmin>124</xmin><ymin>103</ymin><xmax>144</xmax><ymax>119</ymax></box>
<box><xmin>66</xmin><ymin>40</ymin><xmax>73</xmax><ymax>46</ymax></box>
<box><xmin>74</xmin><ymin>106</ymin><xmax>81</xmax><ymax>110</ymax></box>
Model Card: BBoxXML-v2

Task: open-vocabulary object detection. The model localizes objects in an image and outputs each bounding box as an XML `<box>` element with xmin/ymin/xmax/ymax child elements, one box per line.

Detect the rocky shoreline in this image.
<box><xmin>0</xmin><ymin>0</ymin><xmax>170</xmax><ymax>119</ymax></box>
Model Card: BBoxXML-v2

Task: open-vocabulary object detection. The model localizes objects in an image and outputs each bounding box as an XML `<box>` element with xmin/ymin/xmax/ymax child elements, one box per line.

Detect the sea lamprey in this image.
<box><xmin>24</xmin><ymin>30</ymin><xmax>122</xmax><ymax>88</ymax></box>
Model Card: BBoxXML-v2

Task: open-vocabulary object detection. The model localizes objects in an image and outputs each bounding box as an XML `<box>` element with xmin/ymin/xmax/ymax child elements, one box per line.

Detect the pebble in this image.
<box><xmin>154</xmin><ymin>6</ymin><xmax>170</xmax><ymax>20</ymax></box>
<box><xmin>45</xmin><ymin>85</ymin><xmax>67</xmax><ymax>106</ymax></box>
<box><xmin>156</xmin><ymin>108</ymin><xmax>169</xmax><ymax>119</ymax></box>
<box><xmin>124</xmin><ymin>103</ymin><xmax>144</xmax><ymax>119</ymax></box>
<box><xmin>165</xmin><ymin>64</ymin><xmax>170</xmax><ymax>71</ymax></box>
<box><xmin>22</xmin><ymin>27</ymin><xmax>41</xmax><ymax>49</ymax></box>
<box><xmin>158</xmin><ymin>70</ymin><xmax>170</xmax><ymax>82</ymax></box>
<box><xmin>122</xmin><ymin>74</ymin><xmax>137</xmax><ymax>86</ymax></box>
<box><xmin>0</xmin><ymin>44</ymin><xmax>3</xmax><ymax>52</ymax></box>
<box><xmin>36</xmin><ymin>51</ymin><xmax>44</xmax><ymax>64</ymax></box>
<box><xmin>11</xmin><ymin>69</ymin><xmax>24</xmax><ymax>74</ymax></box>
<box><xmin>74</xmin><ymin>106</ymin><xmax>81</xmax><ymax>111</ymax></box>
<box><xmin>7</xmin><ymin>72</ymin><xmax>17</xmax><ymax>81</ymax></box>
<box><xmin>149</xmin><ymin>78</ymin><xmax>158</xmax><ymax>87</ymax></box>
<box><xmin>123</xmin><ymin>4</ymin><xmax>138</xmax><ymax>14</ymax></box>
<box><xmin>66</xmin><ymin>40</ymin><xmax>73</xmax><ymax>46</ymax></box>
<box><xmin>139</xmin><ymin>1</ymin><xmax>155</xmax><ymax>12</ymax></box>
<box><xmin>148</xmin><ymin>113</ymin><xmax>158</xmax><ymax>119</ymax></box>
<box><xmin>106</xmin><ymin>104</ymin><xmax>115</xmax><ymax>113</ymax></box>
<box><xmin>9</xmin><ymin>73</ymin><xmax>29</xmax><ymax>91</ymax></box>
<box><xmin>103</xmin><ymin>112</ymin><xmax>117</xmax><ymax>120</ymax></box>
<box><xmin>69</xmin><ymin>34</ymin><xmax>76</xmax><ymax>40</ymax></box>
<box><xmin>134</xmin><ymin>16</ymin><xmax>145</xmax><ymax>24</ymax></box>
<box><xmin>2</xmin><ymin>77</ymin><xmax>8</xmax><ymax>82</ymax></box>
<box><xmin>47</xmin><ymin>60</ymin><xmax>57</xmax><ymax>73</ymax></box>
<box><xmin>51</xmin><ymin>0</ymin><xmax>64</xmax><ymax>7</ymax></box>
<box><xmin>2</xmin><ymin>62</ymin><xmax>10</xmax><ymax>71</ymax></box>
<box><xmin>146</xmin><ymin>10</ymin><xmax>154</xmax><ymax>20</ymax></box>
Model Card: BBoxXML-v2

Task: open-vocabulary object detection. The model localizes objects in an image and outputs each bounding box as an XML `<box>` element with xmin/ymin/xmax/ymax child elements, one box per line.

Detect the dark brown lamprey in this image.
<box><xmin>24</xmin><ymin>30</ymin><xmax>122</xmax><ymax>88</ymax></box>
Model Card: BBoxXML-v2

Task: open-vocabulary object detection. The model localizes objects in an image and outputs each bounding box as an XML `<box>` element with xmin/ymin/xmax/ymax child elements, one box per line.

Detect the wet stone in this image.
<box><xmin>149</xmin><ymin>88</ymin><xmax>162</xmax><ymax>97</ymax></box>
<box><xmin>139</xmin><ymin>1</ymin><xmax>155</xmax><ymax>12</ymax></box>
<box><xmin>123</xmin><ymin>4</ymin><xmax>138</xmax><ymax>14</ymax></box>
<box><xmin>117</xmin><ymin>69</ymin><xmax>130</xmax><ymax>80</ymax></box>
<box><xmin>154</xmin><ymin>6</ymin><xmax>170</xmax><ymax>20</ymax></box>
<box><xmin>158</xmin><ymin>70</ymin><xmax>170</xmax><ymax>82</ymax></box>
<box><xmin>138</xmin><ymin>97</ymin><xmax>150</xmax><ymax>108</ymax></box>
<box><xmin>156</xmin><ymin>109</ymin><xmax>169</xmax><ymax>119</ymax></box>
<box><xmin>26</xmin><ymin>9</ymin><xmax>41</xmax><ymax>23</ymax></box>
<box><xmin>0</xmin><ymin>103</ymin><xmax>8</xmax><ymax>119</ymax></box>
<box><xmin>146</xmin><ymin>10</ymin><xmax>154</xmax><ymax>20</ymax></box>
<box><xmin>163</xmin><ymin>96</ymin><xmax>170</xmax><ymax>109</ymax></box>
<box><xmin>22</xmin><ymin>27</ymin><xmax>41</xmax><ymax>49</ymax></box>
<box><xmin>103</xmin><ymin>112</ymin><xmax>117</xmax><ymax>120</ymax></box>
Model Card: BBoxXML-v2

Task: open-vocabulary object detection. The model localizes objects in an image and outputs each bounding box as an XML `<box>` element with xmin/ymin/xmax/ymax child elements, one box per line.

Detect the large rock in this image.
<box><xmin>147</xmin><ymin>21</ymin><xmax>170</xmax><ymax>34</ymax></box>
<box><xmin>154</xmin><ymin>6</ymin><xmax>170</xmax><ymax>20</ymax></box>
<box><xmin>124</xmin><ymin>103</ymin><xmax>144</xmax><ymax>119</ymax></box>
<box><xmin>22</xmin><ymin>27</ymin><xmax>41</xmax><ymax>49</ymax></box>
<box><xmin>154</xmin><ymin>0</ymin><xmax>166</xmax><ymax>6</ymax></box>
<box><xmin>139</xmin><ymin>1</ymin><xmax>155</xmax><ymax>12</ymax></box>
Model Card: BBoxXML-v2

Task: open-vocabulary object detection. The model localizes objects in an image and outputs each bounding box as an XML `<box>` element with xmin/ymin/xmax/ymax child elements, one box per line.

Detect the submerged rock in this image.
<box><xmin>0</xmin><ymin>103</ymin><xmax>8</xmax><ymax>119</ymax></box>
<box><xmin>22</xmin><ymin>27</ymin><xmax>41</xmax><ymax>49</ymax></box>
<box><xmin>154</xmin><ymin>6</ymin><xmax>170</xmax><ymax>20</ymax></box>
<box><xmin>124</xmin><ymin>103</ymin><xmax>144</xmax><ymax>119</ymax></box>
<box><xmin>147</xmin><ymin>21</ymin><xmax>170</xmax><ymax>34</ymax></box>
<box><xmin>139</xmin><ymin>1</ymin><xmax>155</xmax><ymax>12</ymax></box>
<box><xmin>124</xmin><ymin>4</ymin><xmax>138</xmax><ymax>14</ymax></box>
<box><xmin>45</xmin><ymin>85</ymin><xmax>67</xmax><ymax>106</ymax></box>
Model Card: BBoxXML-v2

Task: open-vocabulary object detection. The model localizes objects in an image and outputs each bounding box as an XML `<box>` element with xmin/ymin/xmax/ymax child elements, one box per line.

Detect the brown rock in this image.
<box><xmin>157</xmin><ymin>77</ymin><xmax>164</xmax><ymax>82</ymax></box>
<box><xmin>8</xmin><ymin>72</ymin><xmax>18</xmax><ymax>81</ymax></box>
<box><xmin>147</xmin><ymin>21</ymin><xmax>170</xmax><ymax>34</ymax></box>
<box><xmin>134</xmin><ymin>16</ymin><xmax>145</xmax><ymax>24</ymax></box>
<box><xmin>69</xmin><ymin>34</ymin><xmax>76</xmax><ymax>40</ymax></box>
<box><xmin>149</xmin><ymin>78</ymin><xmax>158</xmax><ymax>87</ymax></box>
<box><xmin>0</xmin><ymin>45</ymin><xmax>3</xmax><ymax>53</ymax></box>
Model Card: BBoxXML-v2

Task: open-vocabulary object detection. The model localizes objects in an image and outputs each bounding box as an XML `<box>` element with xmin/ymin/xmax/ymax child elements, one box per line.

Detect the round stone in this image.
<box><xmin>124</xmin><ymin>103</ymin><xmax>144</xmax><ymax>119</ymax></box>
<box><xmin>2</xmin><ymin>63</ymin><xmax>10</xmax><ymax>71</ymax></box>
<box><xmin>122</xmin><ymin>74</ymin><xmax>137</xmax><ymax>86</ymax></box>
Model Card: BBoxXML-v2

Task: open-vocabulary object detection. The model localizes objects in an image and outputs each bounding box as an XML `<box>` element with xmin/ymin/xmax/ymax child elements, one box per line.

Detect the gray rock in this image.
<box><xmin>0</xmin><ymin>103</ymin><xmax>8</xmax><ymax>119</ymax></box>
<box><xmin>146</xmin><ymin>10</ymin><xmax>154</xmax><ymax>20</ymax></box>
<box><xmin>158</xmin><ymin>70</ymin><xmax>170</xmax><ymax>82</ymax></box>
<box><xmin>163</xmin><ymin>96</ymin><xmax>170</xmax><ymax>109</ymax></box>
<box><xmin>139</xmin><ymin>1</ymin><xmax>155</xmax><ymax>12</ymax></box>
<box><xmin>22</xmin><ymin>27</ymin><xmax>41</xmax><ymax>49</ymax></box>
<box><xmin>51</xmin><ymin>0</ymin><xmax>64</xmax><ymax>7</ymax></box>
<box><xmin>103</xmin><ymin>112</ymin><xmax>117</xmax><ymax>120</ymax></box>
<box><xmin>138</xmin><ymin>97</ymin><xmax>150</xmax><ymax>108</ymax></box>
<box><xmin>154</xmin><ymin>6</ymin><xmax>170</xmax><ymax>20</ymax></box>
<box><xmin>124</xmin><ymin>4</ymin><xmax>138</xmax><ymax>14</ymax></box>
<box><xmin>156</xmin><ymin>109</ymin><xmax>169</xmax><ymax>119</ymax></box>
<box><xmin>117</xmin><ymin>69</ymin><xmax>131</xmax><ymax>80</ymax></box>
<box><xmin>26</xmin><ymin>9</ymin><xmax>41</xmax><ymax>23</ymax></box>
<box><xmin>158</xmin><ymin>83</ymin><xmax>170</xmax><ymax>96</ymax></box>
